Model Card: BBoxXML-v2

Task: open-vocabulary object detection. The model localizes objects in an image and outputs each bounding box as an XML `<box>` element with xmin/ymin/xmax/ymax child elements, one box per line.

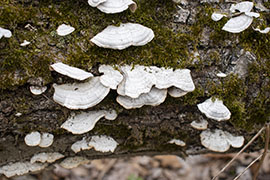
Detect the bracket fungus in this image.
<box><xmin>29</xmin><ymin>86</ymin><xmax>47</xmax><ymax>95</ymax></box>
<box><xmin>24</xmin><ymin>131</ymin><xmax>41</xmax><ymax>147</ymax></box>
<box><xmin>190</xmin><ymin>119</ymin><xmax>208</xmax><ymax>130</ymax></box>
<box><xmin>53</xmin><ymin>77</ymin><xmax>110</xmax><ymax>109</ymax></box>
<box><xmin>200</xmin><ymin>129</ymin><xmax>244</xmax><ymax>152</ymax></box>
<box><xmin>222</xmin><ymin>1</ymin><xmax>259</xmax><ymax>33</ymax></box>
<box><xmin>88</xmin><ymin>135</ymin><xmax>118</xmax><ymax>153</ymax></box>
<box><xmin>56</xmin><ymin>24</ymin><xmax>75</xmax><ymax>36</ymax></box>
<box><xmin>116</xmin><ymin>87</ymin><xmax>167</xmax><ymax>109</ymax></box>
<box><xmin>168</xmin><ymin>139</ymin><xmax>186</xmax><ymax>147</ymax></box>
<box><xmin>30</xmin><ymin>152</ymin><xmax>64</xmax><ymax>164</ymax></box>
<box><xmin>20</xmin><ymin>40</ymin><xmax>31</xmax><ymax>47</ymax></box>
<box><xmin>154</xmin><ymin>68</ymin><xmax>195</xmax><ymax>91</ymax></box>
<box><xmin>51</xmin><ymin>62</ymin><xmax>93</xmax><ymax>81</ymax></box>
<box><xmin>254</xmin><ymin>27</ymin><xmax>270</xmax><ymax>34</ymax></box>
<box><xmin>24</xmin><ymin>132</ymin><xmax>54</xmax><ymax>148</ymax></box>
<box><xmin>0</xmin><ymin>162</ymin><xmax>47</xmax><ymax>178</ymax></box>
<box><xmin>98</xmin><ymin>65</ymin><xmax>123</xmax><ymax>89</ymax></box>
<box><xmin>0</xmin><ymin>27</ymin><xmax>12</xmax><ymax>39</ymax></box>
<box><xmin>88</xmin><ymin>0</ymin><xmax>107</xmax><ymax>7</ymax></box>
<box><xmin>39</xmin><ymin>133</ymin><xmax>54</xmax><ymax>148</ymax></box>
<box><xmin>211</xmin><ymin>12</ymin><xmax>226</xmax><ymax>22</ymax></box>
<box><xmin>197</xmin><ymin>97</ymin><xmax>231</xmax><ymax>121</ymax></box>
<box><xmin>59</xmin><ymin>157</ymin><xmax>90</xmax><ymax>169</ymax></box>
<box><xmin>61</xmin><ymin>110</ymin><xmax>117</xmax><ymax>134</ymax></box>
<box><xmin>91</xmin><ymin>23</ymin><xmax>154</xmax><ymax>50</ymax></box>
<box><xmin>117</xmin><ymin>65</ymin><xmax>156</xmax><ymax>98</ymax></box>
<box><xmin>96</xmin><ymin>0</ymin><xmax>137</xmax><ymax>14</ymax></box>
<box><xmin>71</xmin><ymin>135</ymin><xmax>118</xmax><ymax>153</ymax></box>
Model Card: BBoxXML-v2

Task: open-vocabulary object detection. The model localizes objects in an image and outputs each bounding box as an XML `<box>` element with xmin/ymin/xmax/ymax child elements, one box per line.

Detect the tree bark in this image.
<box><xmin>0</xmin><ymin>0</ymin><xmax>270</xmax><ymax>175</ymax></box>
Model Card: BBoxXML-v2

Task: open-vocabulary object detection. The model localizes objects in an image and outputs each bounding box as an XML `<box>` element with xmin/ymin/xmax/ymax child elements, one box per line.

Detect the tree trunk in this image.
<box><xmin>0</xmin><ymin>0</ymin><xmax>269</xmax><ymax>175</ymax></box>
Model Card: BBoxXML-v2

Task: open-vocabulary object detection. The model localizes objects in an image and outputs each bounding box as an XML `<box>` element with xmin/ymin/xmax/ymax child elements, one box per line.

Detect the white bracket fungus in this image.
<box><xmin>71</xmin><ymin>135</ymin><xmax>118</xmax><ymax>153</ymax></box>
<box><xmin>117</xmin><ymin>65</ymin><xmax>156</xmax><ymax>98</ymax></box>
<box><xmin>20</xmin><ymin>40</ymin><xmax>31</xmax><ymax>47</ymax></box>
<box><xmin>39</xmin><ymin>133</ymin><xmax>54</xmax><ymax>148</ymax></box>
<box><xmin>254</xmin><ymin>27</ymin><xmax>270</xmax><ymax>34</ymax></box>
<box><xmin>197</xmin><ymin>97</ymin><xmax>231</xmax><ymax>121</ymax></box>
<box><xmin>53</xmin><ymin>77</ymin><xmax>110</xmax><ymax>109</ymax></box>
<box><xmin>211</xmin><ymin>12</ymin><xmax>226</xmax><ymax>22</ymax></box>
<box><xmin>24</xmin><ymin>132</ymin><xmax>54</xmax><ymax>148</ymax></box>
<box><xmin>0</xmin><ymin>27</ymin><xmax>12</xmax><ymax>39</ymax></box>
<box><xmin>59</xmin><ymin>157</ymin><xmax>90</xmax><ymax>169</ymax></box>
<box><xmin>116</xmin><ymin>87</ymin><xmax>167</xmax><ymax>109</ymax></box>
<box><xmin>24</xmin><ymin>131</ymin><xmax>41</xmax><ymax>146</ymax></box>
<box><xmin>190</xmin><ymin>119</ymin><xmax>208</xmax><ymax>130</ymax></box>
<box><xmin>56</xmin><ymin>24</ymin><xmax>75</xmax><ymax>36</ymax></box>
<box><xmin>96</xmin><ymin>0</ymin><xmax>137</xmax><ymax>14</ymax></box>
<box><xmin>98</xmin><ymin>65</ymin><xmax>123</xmax><ymax>89</ymax></box>
<box><xmin>29</xmin><ymin>86</ymin><xmax>47</xmax><ymax>95</ymax></box>
<box><xmin>51</xmin><ymin>62</ymin><xmax>93</xmax><ymax>81</ymax></box>
<box><xmin>200</xmin><ymin>129</ymin><xmax>244</xmax><ymax>152</ymax></box>
<box><xmin>168</xmin><ymin>139</ymin><xmax>186</xmax><ymax>146</ymax></box>
<box><xmin>222</xmin><ymin>14</ymin><xmax>253</xmax><ymax>33</ymax></box>
<box><xmin>88</xmin><ymin>135</ymin><xmax>118</xmax><ymax>153</ymax></box>
<box><xmin>30</xmin><ymin>152</ymin><xmax>64</xmax><ymax>164</ymax></box>
<box><xmin>88</xmin><ymin>0</ymin><xmax>107</xmax><ymax>7</ymax></box>
<box><xmin>91</xmin><ymin>23</ymin><xmax>154</xmax><ymax>50</ymax></box>
<box><xmin>71</xmin><ymin>138</ymin><xmax>92</xmax><ymax>153</ymax></box>
<box><xmin>0</xmin><ymin>162</ymin><xmax>47</xmax><ymax>178</ymax></box>
<box><xmin>222</xmin><ymin>2</ymin><xmax>259</xmax><ymax>33</ymax></box>
<box><xmin>61</xmin><ymin>110</ymin><xmax>117</xmax><ymax>134</ymax></box>
<box><xmin>216</xmin><ymin>72</ymin><xmax>227</xmax><ymax>78</ymax></box>
<box><xmin>154</xmin><ymin>68</ymin><xmax>195</xmax><ymax>92</ymax></box>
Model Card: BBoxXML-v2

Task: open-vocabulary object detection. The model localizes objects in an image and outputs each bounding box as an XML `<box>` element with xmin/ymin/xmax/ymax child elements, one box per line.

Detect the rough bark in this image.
<box><xmin>0</xmin><ymin>0</ymin><xmax>270</xmax><ymax>176</ymax></box>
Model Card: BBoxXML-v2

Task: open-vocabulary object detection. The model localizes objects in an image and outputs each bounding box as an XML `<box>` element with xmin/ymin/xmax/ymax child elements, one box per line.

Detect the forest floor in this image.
<box><xmin>1</xmin><ymin>150</ymin><xmax>270</xmax><ymax>180</ymax></box>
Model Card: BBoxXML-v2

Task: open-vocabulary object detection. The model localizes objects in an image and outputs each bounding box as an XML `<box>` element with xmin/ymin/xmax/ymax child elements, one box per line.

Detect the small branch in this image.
<box><xmin>212</xmin><ymin>126</ymin><xmax>266</xmax><ymax>180</ymax></box>
<box><xmin>252</xmin><ymin>123</ymin><xmax>270</xmax><ymax>180</ymax></box>
<box><xmin>233</xmin><ymin>154</ymin><xmax>263</xmax><ymax>180</ymax></box>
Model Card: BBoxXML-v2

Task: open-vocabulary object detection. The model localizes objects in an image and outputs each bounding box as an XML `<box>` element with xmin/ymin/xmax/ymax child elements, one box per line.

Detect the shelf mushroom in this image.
<box><xmin>197</xmin><ymin>97</ymin><xmax>231</xmax><ymax>121</ymax></box>
<box><xmin>56</xmin><ymin>24</ymin><xmax>75</xmax><ymax>36</ymax></box>
<box><xmin>200</xmin><ymin>129</ymin><xmax>244</xmax><ymax>152</ymax></box>
<box><xmin>0</xmin><ymin>27</ymin><xmax>12</xmax><ymax>39</ymax></box>
<box><xmin>91</xmin><ymin>23</ymin><xmax>154</xmax><ymax>50</ymax></box>
<box><xmin>93</xmin><ymin>0</ymin><xmax>137</xmax><ymax>14</ymax></box>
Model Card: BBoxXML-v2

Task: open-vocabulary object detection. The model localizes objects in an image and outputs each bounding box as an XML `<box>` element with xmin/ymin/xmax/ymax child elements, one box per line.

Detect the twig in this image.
<box><xmin>252</xmin><ymin>123</ymin><xmax>270</xmax><ymax>180</ymax></box>
<box><xmin>233</xmin><ymin>153</ymin><xmax>263</xmax><ymax>180</ymax></box>
<box><xmin>212</xmin><ymin>126</ymin><xmax>266</xmax><ymax>180</ymax></box>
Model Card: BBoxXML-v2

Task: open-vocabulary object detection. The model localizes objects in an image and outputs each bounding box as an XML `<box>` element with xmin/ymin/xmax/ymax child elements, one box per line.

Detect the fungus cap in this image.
<box><xmin>254</xmin><ymin>27</ymin><xmax>270</xmax><ymax>34</ymax></box>
<box><xmin>51</xmin><ymin>62</ymin><xmax>93</xmax><ymax>81</ymax></box>
<box><xmin>71</xmin><ymin>138</ymin><xmax>91</xmax><ymax>153</ymax></box>
<box><xmin>200</xmin><ymin>129</ymin><xmax>244</xmax><ymax>152</ymax></box>
<box><xmin>211</xmin><ymin>12</ymin><xmax>226</xmax><ymax>21</ymax></box>
<box><xmin>96</xmin><ymin>0</ymin><xmax>137</xmax><ymax>14</ymax></box>
<box><xmin>230</xmin><ymin>1</ymin><xmax>254</xmax><ymax>13</ymax></box>
<box><xmin>222</xmin><ymin>14</ymin><xmax>253</xmax><ymax>33</ymax></box>
<box><xmin>59</xmin><ymin>157</ymin><xmax>90</xmax><ymax>169</ymax></box>
<box><xmin>197</xmin><ymin>98</ymin><xmax>231</xmax><ymax>121</ymax></box>
<box><xmin>30</xmin><ymin>86</ymin><xmax>47</xmax><ymax>95</ymax></box>
<box><xmin>53</xmin><ymin>77</ymin><xmax>110</xmax><ymax>109</ymax></box>
<box><xmin>39</xmin><ymin>133</ymin><xmax>54</xmax><ymax>148</ymax></box>
<box><xmin>116</xmin><ymin>87</ymin><xmax>167</xmax><ymax>109</ymax></box>
<box><xmin>88</xmin><ymin>135</ymin><xmax>118</xmax><ymax>153</ymax></box>
<box><xmin>0</xmin><ymin>27</ymin><xmax>12</xmax><ymax>39</ymax></box>
<box><xmin>117</xmin><ymin>65</ymin><xmax>156</xmax><ymax>98</ymax></box>
<box><xmin>30</xmin><ymin>152</ymin><xmax>64</xmax><ymax>163</ymax></box>
<box><xmin>20</xmin><ymin>40</ymin><xmax>31</xmax><ymax>47</ymax></box>
<box><xmin>168</xmin><ymin>139</ymin><xmax>186</xmax><ymax>146</ymax></box>
<box><xmin>56</xmin><ymin>24</ymin><xmax>75</xmax><ymax>36</ymax></box>
<box><xmin>98</xmin><ymin>65</ymin><xmax>123</xmax><ymax>89</ymax></box>
<box><xmin>24</xmin><ymin>131</ymin><xmax>41</xmax><ymax>146</ymax></box>
<box><xmin>190</xmin><ymin>119</ymin><xmax>208</xmax><ymax>130</ymax></box>
<box><xmin>61</xmin><ymin>110</ymin><xmax>116</xmax><ymax>134</ymax></box>
<box><xmin>91</xmin><ymin>23</ymin><xmax>154</xmax><ymax>50</ymax></box>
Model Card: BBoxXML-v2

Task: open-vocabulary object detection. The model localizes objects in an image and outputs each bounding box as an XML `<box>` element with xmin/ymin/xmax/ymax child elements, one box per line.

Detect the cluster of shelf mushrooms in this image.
<box><xmin>2</xmin><ymin>0</ymin><xmax>265</xmax><ymax>177</ymax></box>
<box><xmin>211</xmin><ymin>1</ymin><xmax>270</xmax><ymax>33</ymax></box>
